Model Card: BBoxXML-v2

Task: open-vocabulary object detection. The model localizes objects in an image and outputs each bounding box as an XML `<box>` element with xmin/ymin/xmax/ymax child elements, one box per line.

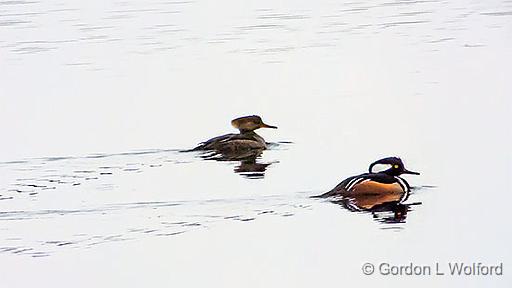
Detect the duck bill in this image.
<box><xmin>261</xmin><ymin>123</ymin><xmax>278</xmax><ymax>129</ymax></box>
<box><xmin>403</xmin><ymin>169</ymin><xmax>420</xmax><ymax>175</ymax></box>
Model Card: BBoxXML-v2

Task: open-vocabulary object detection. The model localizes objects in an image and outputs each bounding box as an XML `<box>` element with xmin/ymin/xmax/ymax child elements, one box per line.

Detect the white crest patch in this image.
<box><xmin>370</xmin><ymin>163</ymin><xmax>393</xmax><ymax>173</ymax></box>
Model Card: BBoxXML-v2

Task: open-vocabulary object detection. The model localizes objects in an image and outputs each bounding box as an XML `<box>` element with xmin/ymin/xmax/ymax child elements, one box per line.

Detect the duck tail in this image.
<box><xmin>180</xmin><ymin>144</ymin><xmax>204</xmax><ymax>153</ymax></box>
<box><xmin>311</xmin><ymin>189</ymin><xmax>337</xmax><ymax>198</ymax></box>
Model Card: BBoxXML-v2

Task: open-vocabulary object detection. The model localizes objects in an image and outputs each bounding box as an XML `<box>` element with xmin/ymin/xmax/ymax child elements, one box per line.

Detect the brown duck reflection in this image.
<box><xmin>197</xmin><ymin>148</ymin><xmax>274</xmax><ymax>179</ymax></box>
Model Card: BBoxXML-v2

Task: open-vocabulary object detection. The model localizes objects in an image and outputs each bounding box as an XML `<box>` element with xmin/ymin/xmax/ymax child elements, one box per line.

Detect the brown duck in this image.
<box><xmin>191</xmin><ymin>115</ymin><xmax>277</xmax><ymax>155</ymax></box>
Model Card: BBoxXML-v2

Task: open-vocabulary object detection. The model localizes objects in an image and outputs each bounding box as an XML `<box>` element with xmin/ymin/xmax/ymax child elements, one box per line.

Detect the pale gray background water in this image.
<box><xmin>0</xmin><ymin>0</ymin><xmax>511</xmax><ymax>287</ymax></box>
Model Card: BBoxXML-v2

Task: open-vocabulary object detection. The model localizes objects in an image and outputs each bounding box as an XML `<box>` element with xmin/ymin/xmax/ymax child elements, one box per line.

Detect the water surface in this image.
<box><xmin>0</xmin><ymin>0</ymin><xmax>511</xmax><ymax>287</ymax></box>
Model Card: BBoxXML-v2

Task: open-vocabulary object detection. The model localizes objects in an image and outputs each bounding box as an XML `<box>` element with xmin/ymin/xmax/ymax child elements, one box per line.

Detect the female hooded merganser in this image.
<box><xmin>191</xmin><ymin>115</ymin><xmax>277</xmax><ymax>155</ymax></box>
<box><xmin>317</xmin><ymin>157</ymin><xmax>419</xmax><ymax>200</ymax></box>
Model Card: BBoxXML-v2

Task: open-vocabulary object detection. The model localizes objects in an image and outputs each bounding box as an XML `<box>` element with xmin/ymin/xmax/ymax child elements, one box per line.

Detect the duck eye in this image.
<box><xmin>393</xmin><ymin>165</ymin><xmax>399</xmax><ymax>169</ymax></box>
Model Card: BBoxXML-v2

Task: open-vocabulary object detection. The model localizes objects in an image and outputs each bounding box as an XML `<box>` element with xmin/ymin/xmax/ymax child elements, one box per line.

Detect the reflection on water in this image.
<box><xmin>333</xmin><ymin>200</ymin><xmax>413</xmax><ymax>225</ymax></box>
<box><xmin>327</xmin><ymin>188</ymin><xmax>426</xmax><ymax>227</ymax></box>
<box><xmin>193</xmin><ymin>148</ymin><xmax>274</xmax><ymax>179</ymax></box>
<box><xmin>190</xmin><ymin>143</ymin><xmax>284</xmax><ymax>179</ymax></box>
<box><xmin>234</xmin><ymin>156</ymin><xmax>273</xmax><ymax>179</ymax></box>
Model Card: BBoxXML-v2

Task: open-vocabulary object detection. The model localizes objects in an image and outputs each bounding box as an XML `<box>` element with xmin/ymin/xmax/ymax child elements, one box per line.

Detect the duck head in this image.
<box><xmin>369</xmin><ymin>157</ymin><xmax>420</xmax><ymax>177</ymax></box>
<box><xmin>231</xmin><ymin>115</ymin><xmax>277</xmax><ymax>133</ymax></box>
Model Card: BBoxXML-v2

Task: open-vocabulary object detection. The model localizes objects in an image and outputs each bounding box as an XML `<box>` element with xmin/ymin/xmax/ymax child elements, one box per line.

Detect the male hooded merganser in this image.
<box><xmin>191</xmin><ymin>115</ymin><xmax>277</xmax><ymax>154</ymax></box>
<box><xmin>316</xmin><ymin>157</ymin><xmax>419</xmax><ymax>199</ymax></box>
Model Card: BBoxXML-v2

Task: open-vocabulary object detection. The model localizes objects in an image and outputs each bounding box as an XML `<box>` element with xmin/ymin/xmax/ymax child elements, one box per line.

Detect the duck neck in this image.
<box><xmin>239</xmin><ymin>130</ymin><xmax>265</xmax><ymax>144</ymax></box>
<box><xmin>239</xmin><ymin>128</ymin><xmax>256</xmax><ymax>134</ymax></box>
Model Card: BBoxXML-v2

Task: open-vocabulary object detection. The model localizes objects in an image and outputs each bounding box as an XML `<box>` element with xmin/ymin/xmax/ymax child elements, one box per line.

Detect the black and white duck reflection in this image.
<box><xmin>315</xmin><ymin>157</ymin><xmax>421</xmax><ymax>224</ymax></box>
<box><xmin>189</xmin><ymin>115</ymin><xmax>278</xmax><ymax>178</ymax></box>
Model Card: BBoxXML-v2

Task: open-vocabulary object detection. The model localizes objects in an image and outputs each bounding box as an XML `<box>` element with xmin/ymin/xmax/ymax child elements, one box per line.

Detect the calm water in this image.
<box><xmin>1</xmin><ymin>0</ymin><xmax>511</xmax><ymax>287</ymax></box>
